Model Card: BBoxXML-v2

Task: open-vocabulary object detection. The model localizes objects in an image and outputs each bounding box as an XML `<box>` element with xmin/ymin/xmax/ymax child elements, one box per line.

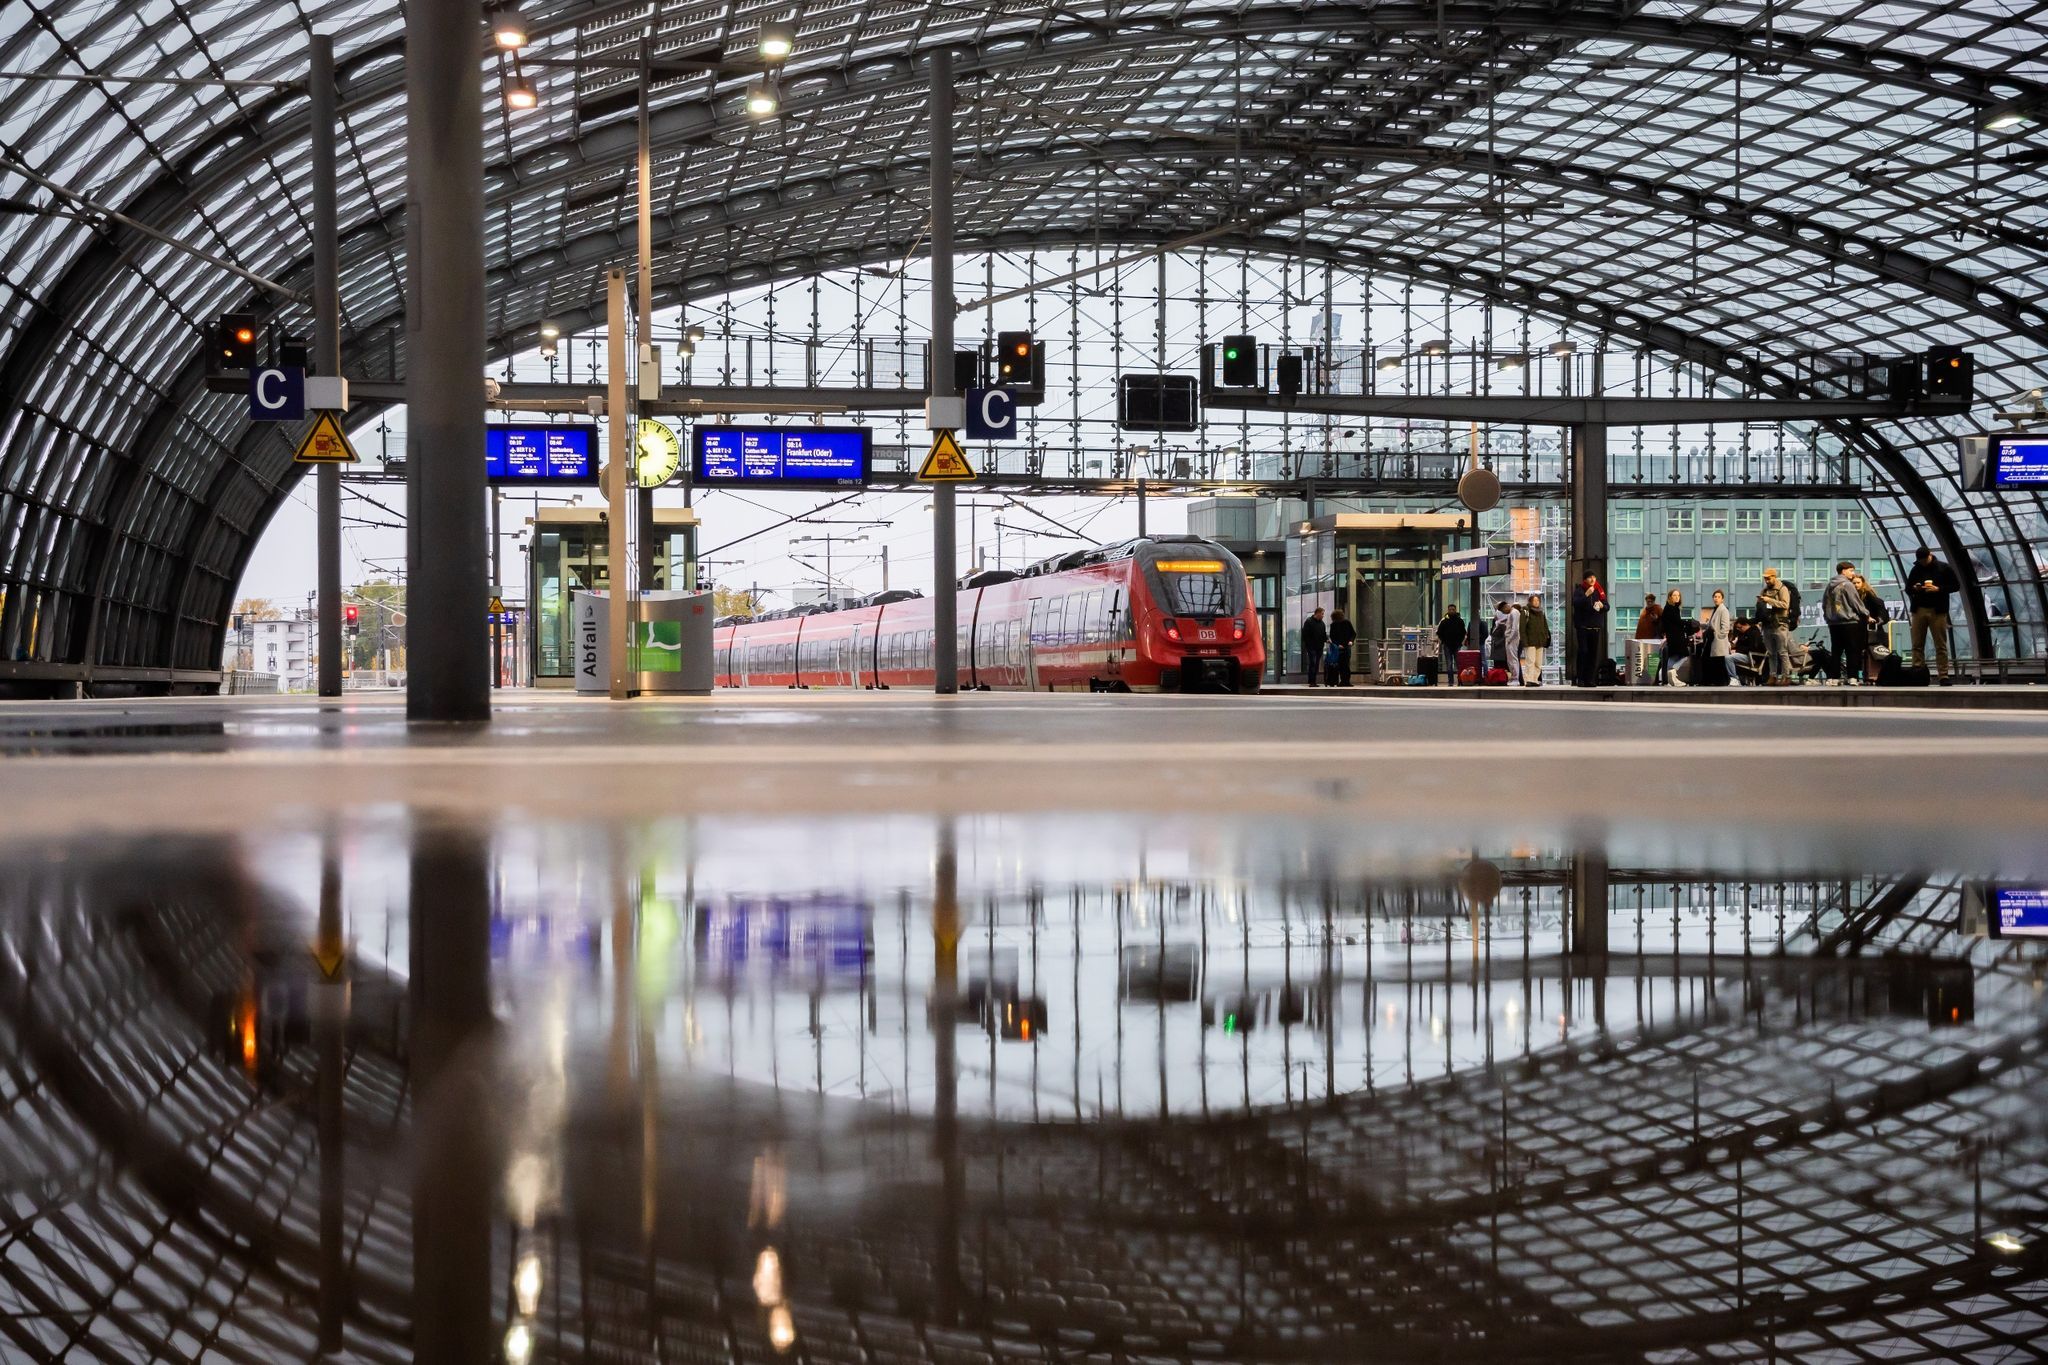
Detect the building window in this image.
<box><xmin>1737</xmin><ymin>557</ymin><xmax>1764</xmax><ymax>583</ymax></box>
<box><xmin>1701</xmin><ymin>509</ymin><xmax>1728</xmax><ymax>534</ymax></box>
<box><xmin>1838</xmin><ymin>508</ymin><xmax>1865</xmax><ymax>534</ymax></box>
<box><xmin>1735</xmin><ymin>509</ymin><xmax>1762</xmax><ymax>533</ymax></box>
<box><xmin>1614</xmin><ymin>560</ymin><xmax>1644</xmax><ymax>582</ymax></box>
<box><xmin>1611</xmin><ymin>508</ymin><xmax>1643</xmax><ymax>533</ymax></box>
<box><xmin>1769</xmin><ymin>509</ymin><xmax>1796</xmax><ymax>533</ymax></box>
<box><xmin>1480</xmin><ymin>508</ymin><xmax>1507</xmax><ymax>531</ymax></box>
<box><xmin>1669</xmin><ymin>557</ymin><xmax>1694</xmax><ymax>581</ymax></box>
<box><xmin>1667</xmin><ymin>508</ymin><xmax>1695</xmax><ymax>533</ymax></box>
<box><xmin>1615</xmin><ymin>608</ymin><xmax>1639</xmax><ymax>633</ymax></box>
<box><xmin>1802</xmin><ymin>558</ymin><xmax>1829</xmax><ymax>586</ymax></box>
<box><xmin>1700</xmin><ymin>557</ymin><xmax>1728</xmax><ymax>582</ymax></box>
<box><xmin>1802</xmin><ymin>509</ymin><xmax>1830</xmax><ymax>534</ymax></box>
<box><xmin>1867</xmin><ymin>560</ymin><xmax>1895</xmax><ymax>583</ymax></box>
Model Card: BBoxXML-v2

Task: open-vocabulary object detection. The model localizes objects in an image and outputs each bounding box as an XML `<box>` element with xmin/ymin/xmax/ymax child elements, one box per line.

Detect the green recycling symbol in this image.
<box><xmin>632</xmin><ymin>620</ymin><xmax>682</xmax><ymax>672</ymax></box>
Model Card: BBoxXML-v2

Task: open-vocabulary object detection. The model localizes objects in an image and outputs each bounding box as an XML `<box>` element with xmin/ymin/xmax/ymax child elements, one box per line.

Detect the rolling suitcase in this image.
<box><xmin>1690</xmin><ymin>638</ymin><xmax>1728</xmax><ymax>687</ymax></box>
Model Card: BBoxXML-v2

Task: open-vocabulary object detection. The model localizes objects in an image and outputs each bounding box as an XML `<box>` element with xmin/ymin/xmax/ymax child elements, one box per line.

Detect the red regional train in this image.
<box><xmin>714</xmin><ymin>536</ymin><xmax>1264</xmax><ymax>693</ymax></box>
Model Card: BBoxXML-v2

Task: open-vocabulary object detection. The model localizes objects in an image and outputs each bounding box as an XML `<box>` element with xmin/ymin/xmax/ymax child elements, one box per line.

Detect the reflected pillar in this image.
<box><xmin>314</xmin><ymin>830</ymin><xmax>348</xmax><ymax>1353</ymax></box>
<box><xmin>930</xmin><ymin>821</ymin><xmax>963</xmax><ymax>1325</ymax></box>
<box><xmin>409</xmin><ymin>823</ymin><xmax>498</xmax><ymax>1363</ymax></box>
<box><xmin>1568</xmin><ymin>850</ymin><xmax>1610</xmax><ymax>1031</ymax></box>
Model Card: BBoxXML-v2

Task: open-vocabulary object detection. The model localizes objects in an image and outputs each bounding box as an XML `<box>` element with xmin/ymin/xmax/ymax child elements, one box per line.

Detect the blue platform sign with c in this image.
<box><xmin>965</xmin><ymin>386</ymin><xmax>1017</xmax><ymax>441</ymax></box>
<box><xmin>249</xmin><ymin>366</ymin><xmax>306</xmax><ymax>422</ymax></box>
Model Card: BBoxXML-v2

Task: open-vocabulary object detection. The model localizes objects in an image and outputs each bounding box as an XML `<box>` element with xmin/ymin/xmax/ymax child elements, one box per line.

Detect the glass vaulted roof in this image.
<box><xmin>1</xmin><ymin>0</ymin><xmax>2044</xmax><ymax>680</ymax></box>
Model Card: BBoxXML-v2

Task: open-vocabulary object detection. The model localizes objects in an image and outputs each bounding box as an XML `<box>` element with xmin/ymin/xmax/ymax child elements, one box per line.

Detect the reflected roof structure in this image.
<box><xmin>1</xmin><ymin>1</ymin><xmax>2045</xmax><ymax>685</ymax></box>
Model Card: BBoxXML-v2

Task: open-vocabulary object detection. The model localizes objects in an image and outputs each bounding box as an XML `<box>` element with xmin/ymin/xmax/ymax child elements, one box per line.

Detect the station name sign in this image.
<box><xmin>486</xmin><ymin>425</ymin><xmax>595</xmax><ymax>483</ymax></box>
<box><xmin>694</xmin><ymin>425</ymin><xmax>870</xmax><ymax>489</ymax></box>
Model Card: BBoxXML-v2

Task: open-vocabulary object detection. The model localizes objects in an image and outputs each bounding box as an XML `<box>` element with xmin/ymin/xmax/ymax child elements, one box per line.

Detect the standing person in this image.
<box><xmin>1436</xmin><ymin>603</ymin><xmax>1468</xmax><ymax>686</ymax></box>
<box><xmin>1300</xmin><ymin>607</ymin><xmax>1328</xmax><ymax>687</ymax></box>
<box><xmin>1490</xmin><ymin>601</ymin><xmax>1520</xmax><ymax>683</ymax></box>
<box><xmin>1822</xmin><ymin>561</ymin><xmax>1874</xmax><ymax>684</ymax></box>
<box><xmin>1658</xmin><ymin>588</ymin><xmax>1688</xmax><ymax>684</ymax></box>
<box><xmin>1570</xmin><ymin>572</ymin><xmax>1609</xmax><ymax>687</ymax></box>
<box><xmin>1851</xmin><ymin>571</ymin><xmax>1888</xmax><ymax>680</ymax></box>
<box><xmin>1519</xmin><ymin>594</ymin><xmax>1550</xmax><ymax>686</ymax></box>
<box><xmin>1756</xmin><ymin>568</ymin><xmax>1793</xmax><ymax>685</ymax></box>
<box><xmin>1328</xmin><ymin>608</ymin><xmax>1357</xmax><ymax>686</ymax></box>
<box><xmin>1907</xmin><ymin>546</ymin><xmax>1960</xmax><ymax>683</ymax></box>
<box><xmin>1706</xmin><ymin>589</ymin><xmax>1739</xmax><ymax>685</ymax></box>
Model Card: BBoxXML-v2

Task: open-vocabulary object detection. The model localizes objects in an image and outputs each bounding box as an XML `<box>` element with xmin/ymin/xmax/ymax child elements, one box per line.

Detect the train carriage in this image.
<box><xmin>714</xmin><ymin>536</ymin><xmax>1263</xmax><ymax>693</ymax></box>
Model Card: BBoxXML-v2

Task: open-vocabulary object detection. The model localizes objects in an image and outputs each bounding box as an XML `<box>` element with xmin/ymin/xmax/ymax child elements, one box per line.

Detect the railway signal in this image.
<box><xmin>1221</xmin><ymin>335</ymin><xmax>1258</xmax><ymax>387</ymax></box>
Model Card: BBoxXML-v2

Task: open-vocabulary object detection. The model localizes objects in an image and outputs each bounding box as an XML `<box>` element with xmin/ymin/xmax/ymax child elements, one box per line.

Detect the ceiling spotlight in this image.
<box><xmin>1498</xmin><ymin>353</ymin><xmax>1526</xmax><ymax>370</ymax></box>
<box><xmin>746</xmin><ymin>76</ymin><xmax>780</xmax><ymax>118</ymax></box>
<box><xmin>759</xmin><ymin>21</ymin><xmax>796</xmax><ymax>61</ymax></box>
<box><xmin>686</xmin><ymin>324</ymin><xmax>706</xmax><ymax>342</ymax></box>
<box><xmin>489</xmin><ymin>5</ymin><xmax>530</xmax><ymax>51</ymax></box>
<box><xmin>538</xmin><ymin>320</ymin><xmax>561</xmax><ymax>340</ymax></box>
<box><xmin>1983</xmin><ymin>109</ymin><xmax>2027</xmax><ymax>132</ymax></box>
<box><xmin>1549</xmin><ymin>339</ymin><xmax>1577</xmax><ymax>357</ymax></box>
<box><xmin>1419</xmin><ymin>339</ymin><xmax>1450</xmax><ymax>357</ymax></box>
<box><xmin>504</xmin><ymin>73</ymin><xmax>539</xmax><ymax>111</ymax></box>
<box><xmin>1377</xmin><ymin>354</ymin><xmax>1403</xmax><ymax>373</ymax></box>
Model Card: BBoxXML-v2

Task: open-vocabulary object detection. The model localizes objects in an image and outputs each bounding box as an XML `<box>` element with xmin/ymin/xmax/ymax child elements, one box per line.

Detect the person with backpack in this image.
<box><xmin>1907</xmin><ymin>546</ymin><xmax>1961</xmax><ymax>683</ymax></box>
<box><xmin>1300</xmin><ymin>607</ymin><xmax>1328</xmax><ymax>686</ymax></box>
<box><xmin>1436</xmin><ymin>604</ymin><xmax>1468</xmax><ymax>686</ymax></box>
<box><xmin>1328</xmin><ymin>608</ymin><xmax>1357</xmax><ymax>686</ymax></box>
<box><xmin>1756</xmin><ymin>568</ymin><xmax>1794</xmax><ymax>684</ymax></box>
<box><xmin>1519</xmin><ymin>594</ymin><xmax>1550</xmax><ymax>686</ymax></box>
<box><xmin>1570</xmin><ymin>573</ymin><xmax>1609</xmax><ymax>687</ymax></box>
<box><xmin>1822</xmin><ymin>561</ymin><xmax>1875</xmax><ymax>684</ymax></box>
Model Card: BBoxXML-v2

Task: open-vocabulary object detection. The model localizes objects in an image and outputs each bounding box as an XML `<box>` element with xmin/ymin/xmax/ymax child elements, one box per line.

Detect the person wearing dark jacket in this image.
<box><xmin>1658</xmin><ymin>589</ymin><xmax>1690</xmax><ymax>684</ymax></box>
<box><xmin>1570</xmin><ymin>573</ymin><xmax>1609</xmax><ymax>686</ymax></box>
<box><xmin>1518</xmin><ymin>595</ymin><xmax>1551</xmax><ymax>686</ymax></box>
<box><xmin>1328</xmin><ymin>609</ymin><xmax>1357</xmax><ymax>686</ymax></box>
<box><xmin>1436</xmin><ymin>605</ymin><xmax>1468</xmax><ymax>685</ymax></box>
<box><xmin>1906</xmin><ymin>546</ymin><xmax>1961</xmax><ymax>682</ymax></box>
<box><xmin>1300</xmin><ymin>607</ymin><xmax>1328</xmax><ymax>686</ymax></box>
<box><xmin>1822</xmin><ymin>562</ymin><xmax>1875</xmax><ymax>684</ymax></box>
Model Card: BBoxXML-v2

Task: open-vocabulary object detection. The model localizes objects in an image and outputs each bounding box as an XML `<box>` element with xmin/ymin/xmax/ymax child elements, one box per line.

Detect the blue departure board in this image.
<box><xmin>1992</xmin><ymin>888</ymin><xmax>2048</xmax><ymax>938</ymax></box>
<box><xmin>485</xmin><ymin>425</ymin><xmax>595</xmax><ymax>482</ymax></box>
<box><xmin>1991</xmin><ymin>435</ymin><xmax>2048</xmax><ymax>488</ymax></box>
<box><xmin>694</xmin><ymin>425</ymin><xmax>869</xmax><ymax>488</ymax></box>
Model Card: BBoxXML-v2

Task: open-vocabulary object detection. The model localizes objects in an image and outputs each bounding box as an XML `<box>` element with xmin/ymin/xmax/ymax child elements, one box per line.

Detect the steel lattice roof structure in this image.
<box><xmin>1</xmin><ymin>0</ymin><xmax>2044</xmax><ymax>691</ymax></box>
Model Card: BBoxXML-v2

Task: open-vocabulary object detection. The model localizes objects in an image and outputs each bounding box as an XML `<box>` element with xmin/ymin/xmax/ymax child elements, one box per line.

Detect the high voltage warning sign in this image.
<box><xmin>293</xmin><ymin>411</ymin><xmax>359</xmax><ymax>464</ymax></box>
<box><xmin>917</xmin><ymin>429</ymin><xmax>976</xmax><ymax>482</ymax></box>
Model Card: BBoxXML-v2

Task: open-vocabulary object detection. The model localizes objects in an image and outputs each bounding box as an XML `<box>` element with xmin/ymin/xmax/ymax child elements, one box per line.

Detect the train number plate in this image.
<box><xmin>1197</xmin><ymin>628</ymin><xmax>1217</xmax><ymax>640</ymax></box>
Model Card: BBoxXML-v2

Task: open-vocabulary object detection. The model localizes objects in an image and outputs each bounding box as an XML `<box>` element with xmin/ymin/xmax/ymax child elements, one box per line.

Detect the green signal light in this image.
<box><xmin>1223</xmin><ymin>1013</ymin><xmax>1238</xmax><ymax>1034</ymax></box>
<box><xmin>1224</xmin><ymin>347</ymin><xmax>1240</xmax><ymax>360</ymax></box>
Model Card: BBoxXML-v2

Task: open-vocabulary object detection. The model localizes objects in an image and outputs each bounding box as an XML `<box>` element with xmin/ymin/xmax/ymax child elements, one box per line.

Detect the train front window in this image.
<box><xmin>1154</xmin><ymin>559</ymin><xmax>1232</xmax><ymax>617</ymax></box>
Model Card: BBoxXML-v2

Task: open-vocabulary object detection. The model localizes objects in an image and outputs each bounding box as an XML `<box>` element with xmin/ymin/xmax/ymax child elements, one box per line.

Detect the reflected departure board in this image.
<box><xmin>695</xmin><ymin>425</ymin><xmax>870</xmax><ymax>489</ymax></box>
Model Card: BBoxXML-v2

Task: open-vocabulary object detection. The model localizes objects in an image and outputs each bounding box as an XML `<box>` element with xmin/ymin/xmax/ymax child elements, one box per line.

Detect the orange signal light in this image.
<box><xmin>234</xmin><ymin>327</ymin><xmax>256</xmax><ymax>345</ymax></box>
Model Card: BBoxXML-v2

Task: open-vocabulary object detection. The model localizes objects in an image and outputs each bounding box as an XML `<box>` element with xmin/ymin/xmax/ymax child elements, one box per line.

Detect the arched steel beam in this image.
<box><xmin>177</xmin><ymin>230</ymin><xmax>2000</xmax><ymax>676</ymax></box>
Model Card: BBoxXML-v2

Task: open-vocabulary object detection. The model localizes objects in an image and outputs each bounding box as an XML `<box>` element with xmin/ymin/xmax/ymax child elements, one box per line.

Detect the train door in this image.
<box><xmin>1025</xmin><ymin>598</ymin><xmax>1045</xmax><ymax>690</ymax></box>
<box><xmin>1105</xmin><ymin>587</ymin><xmax>1125</xmax><ymax>679</ymax></box>
<box><xmin>852</xmin><ymin>621</ymin><xmax>874</xmax><ymax>688</ymax></box>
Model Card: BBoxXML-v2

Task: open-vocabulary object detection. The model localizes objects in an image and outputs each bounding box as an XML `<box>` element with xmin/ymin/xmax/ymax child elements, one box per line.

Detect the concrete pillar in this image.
<box><xmin>404</xmin><ymin>0</ymin><xmax>490</xmax><ymax>721</ymax></box>
<box><xmin>930</xmin><ymin>48</ymin><xmax>958</xmax><ymax>694</ymax></box>
<box><xmin>312</xmin><ymin>35</ymin><xmax>343</xmax><ymax>700</ymax></box>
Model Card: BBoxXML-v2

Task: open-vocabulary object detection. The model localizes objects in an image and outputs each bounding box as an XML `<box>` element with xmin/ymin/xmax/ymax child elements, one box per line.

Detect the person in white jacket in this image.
<box><xmin>1493</xmin><ymin>600</ymin><xmax>1522</xmax><ymax>683</ymax></box>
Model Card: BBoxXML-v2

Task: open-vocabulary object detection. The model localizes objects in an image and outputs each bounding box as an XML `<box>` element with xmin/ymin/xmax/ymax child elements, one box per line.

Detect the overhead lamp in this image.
<box><xmin>1498</xmin><ymin>353</ymin><xmax>1526</xmax><ymax>370</ymax></box>
<box><xmin>538</xmin><ymin>320</ymin><xmax>561</xmax><ymax>340</ymax></box>
<box><xmin>504</xmin><ymin>72</ymin><xmax>539</xmax><ymax>111</ymax></box>
<box><xmin>676</xmin><ymin>339</ymin><xmax>695</xmax><ymax>358</ymax></box>
<box><xmin>489</xmin><ymin>5</ymin><xmax>530</xmax><ymax>51</ymax></box>
<box><xmin>1376</xmin><ymin>354</ymin><xmax>1403</xmax><ymax>373</ymax></box>
<box><xmin>539</xmin><ymin>341</ymin><xmax>558</xmax><ymax>360</ymax></box>
<box><xmin>1419</xmin><ymin>339</ymin><xmax>1451</xmax><ymax>357</ymax></box>
<box><xmin>759</xmin><ymin>20</ymin><xmax>796</xmax><ymax>61</ymax></box>
<box><xmin>746</xmin><ymin>76</ymin><xmax>780</xmax><ymax>118</ymax></box>
<box><xmin>1549</xmin><ymin>339</ymin><xmax>1577</xmax><ymax>357</ymax></box>
<box><xmin>686</xmin><ymin>323</ymin><xmax>706</xmax><ymax>342</ymax></box>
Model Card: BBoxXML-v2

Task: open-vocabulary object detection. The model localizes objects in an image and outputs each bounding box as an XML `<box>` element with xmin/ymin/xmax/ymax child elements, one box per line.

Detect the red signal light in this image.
<box><xmin>344</xmin><ymin>604</ymin><xmax>359</xmax><ymax>623</ymax></box>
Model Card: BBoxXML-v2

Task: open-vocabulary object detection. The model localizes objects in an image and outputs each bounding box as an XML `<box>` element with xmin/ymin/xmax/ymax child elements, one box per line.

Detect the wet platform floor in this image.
<box><xmin>0</xmin><ymin>692</ymin><xmax>2043</xmax><ymax>1362</ymax></box>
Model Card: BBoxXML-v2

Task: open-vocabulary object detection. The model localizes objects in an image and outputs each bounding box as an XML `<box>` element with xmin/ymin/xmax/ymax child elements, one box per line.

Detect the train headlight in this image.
<box><xmin>1163</xmin><ymin>622</ymin><xmax>1182</xmax><ymax>642</ymax></box>
<box><xmin>1232</xmin><ymin>620</ymin><xmax>1246</xmax><ymax>641</ymax></box>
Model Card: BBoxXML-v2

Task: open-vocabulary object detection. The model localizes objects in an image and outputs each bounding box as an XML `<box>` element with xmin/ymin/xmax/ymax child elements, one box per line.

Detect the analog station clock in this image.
<box><xmin>634</xmin><ymin>418</ymin><xmax>682</xmax><ymax>486</ymax></box>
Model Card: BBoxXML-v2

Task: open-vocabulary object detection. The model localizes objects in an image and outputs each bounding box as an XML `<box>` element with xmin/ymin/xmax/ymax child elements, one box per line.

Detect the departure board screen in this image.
<box><xmin>694</xmin><ymin>425</ymin><xmax>870</xmax><ymax>489</ymax></box>
<box><xmin>485</xmin><ymin>425</ymin><xmax>595</xmax><ymax>483</ymax></box>
<box><xmin>1992</xmin><ymin>888</ymin><xmax>2048</xmax><ymax>938</ymax></box>
<box><xmin>1990</xmin><ymin>435</ymin><xmax>2048</xmax><ymax>487</ymax></box>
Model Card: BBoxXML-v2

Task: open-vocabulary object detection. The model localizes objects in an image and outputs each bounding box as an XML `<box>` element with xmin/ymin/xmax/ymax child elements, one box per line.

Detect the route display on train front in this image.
<box><xmin>695</xmin><ymin>425</ymin><xmax>870</xmax><ymax>489</ymax></box>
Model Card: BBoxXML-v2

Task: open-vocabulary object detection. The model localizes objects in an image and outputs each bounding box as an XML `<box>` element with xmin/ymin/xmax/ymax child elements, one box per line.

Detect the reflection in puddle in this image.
<box><xmin>0</xmin><ymin>814</ymin><xmax>2041</xmax><ymax>1362</ymax></box>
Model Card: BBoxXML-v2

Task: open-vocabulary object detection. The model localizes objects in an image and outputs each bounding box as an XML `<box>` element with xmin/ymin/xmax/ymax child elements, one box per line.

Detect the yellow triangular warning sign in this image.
<box><xmin>294</xmin><ymin>411</ymin><xmax>359</xmax><ymax>464</ymax></box>
<box><xmin>917</xmin><ymin>428</ymin><xmax>976</xmax><ymax>482</ymax></box>
<box><xmin>488</xmin><ymin>596</ymin><xmax>507</xmax><ymax>616</ymax></box>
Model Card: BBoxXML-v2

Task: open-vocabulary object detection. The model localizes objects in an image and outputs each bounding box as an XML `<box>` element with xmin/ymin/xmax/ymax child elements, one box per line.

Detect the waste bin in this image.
<box><xmin>572</xmin><ymin>589</ymin><xmax>714</xmax><ymax>695</ymax></box>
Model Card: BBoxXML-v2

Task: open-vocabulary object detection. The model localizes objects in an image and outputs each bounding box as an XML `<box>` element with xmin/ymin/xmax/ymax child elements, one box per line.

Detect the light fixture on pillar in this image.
<box><xmin>746</xmin><ymin>76</ymin><xmax>780</xmax><ymax>118</ymax></box>
<box><xmin>504</xmin><ymin>69</ymin><xmax>539</xmax><ymax>110</ymax></box>
<box><xmin>1419</xmin><ymin>339</ymin><xmax>1451</xmax><ymax>357</ymax></box>
<box><xmin>1549</xmin><ymin>339</ymin><xmax>1577</xmax><ymax>357</ymax></box>
<box><xmin>685</xmin><ymin>323</ymin><xmax>706</xmax><ymax>343</ymax></box>
<box><xmin>1498</xmin><ymin>353</ymin><xmax>1526</xmax><ymax>370</ymax></box>
<box><xmin>676</xmin><ymin>338</ymin><xmax>695</xmax><ymax>359</ymax></box>
<box><xmin>758</xmin><ymin>20</ymin><xmax>796</xmax><ymax>61</ymax></box>
<box><xmin>1376</xmin><ymin>353</ymin><xmax>1402</xmax><ymax>374</ymax></box>
<box><xmin>538</xmin><ymin>320</ymin><xmax>561</xmax><ymax>341</ymax></box>
<box><xmin>488</xmin><ymin>5</ymin><xmax>530</xmax><ymax>51</ymax></box>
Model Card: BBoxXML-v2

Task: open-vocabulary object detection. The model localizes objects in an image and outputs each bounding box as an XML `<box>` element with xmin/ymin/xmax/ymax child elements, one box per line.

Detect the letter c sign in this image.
<box><xmin>249</xmin><ymin>367</ymin><xmax>306</xmax><ymax>422</ymax></box>
<box><xmin>964</xmin><ymin>386</ymin><xmax>1017</xmax><ymax>441</ymax></box>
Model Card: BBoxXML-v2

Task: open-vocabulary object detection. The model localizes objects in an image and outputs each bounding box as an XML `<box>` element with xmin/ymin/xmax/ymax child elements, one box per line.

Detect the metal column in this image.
<box><xmin>1566</xmin><ymin>422</ymin><xmax>1609</xmax><ymax>681</ymax></box>
<box><xmin>405</xmin><ymin>0</ymin><xmax>489</xmax><ymax>721</ymax></box>
<box><xmin>490</xmin><ymin>489</ymin><xmax>502</xmax><ymax>688</ymax></box>
<box><xmin>929</xmin><ymin>48</ymin><xmax>958</xmax><ymax>695</ymax></box>
<box><xmin>635</xmin><ymin>38</ymin><xmax>658</xmax><ymax>591</ymax></box>
<box><xmin>311</xmin><ymin>35</ymin><xmax>342</xmax><ymax>699</ymax></box>
<box><xmin>605</xmin><ymin>271</ymin><xmax>632</xmax><ymax>699</ymax></box>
